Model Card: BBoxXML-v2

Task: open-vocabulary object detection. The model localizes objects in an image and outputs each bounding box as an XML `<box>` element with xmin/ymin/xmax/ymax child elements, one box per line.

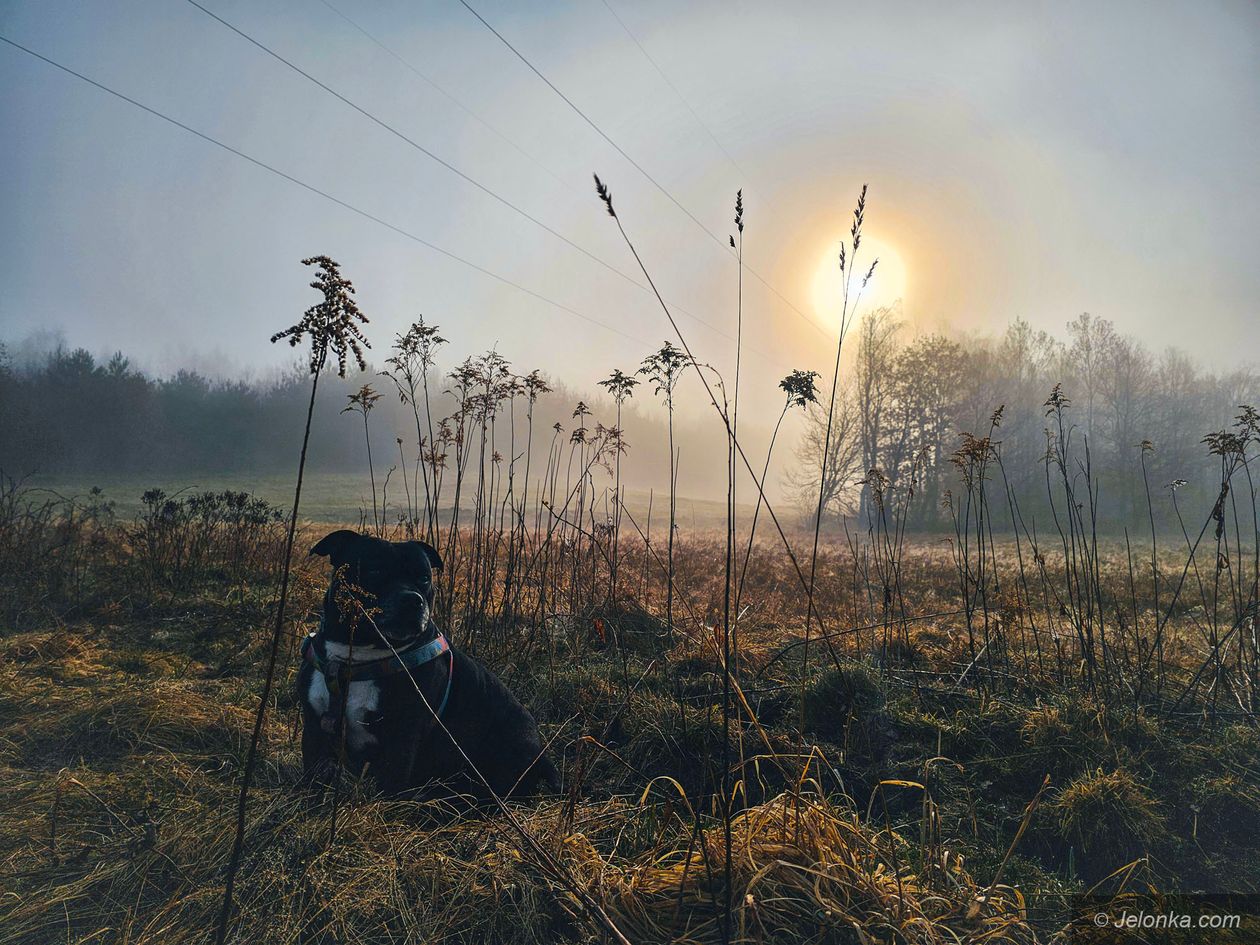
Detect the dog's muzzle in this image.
<box><xmin>377</xmin><ymin>591</ymin><xmax>428</xmax><ymax>641</ymax></box>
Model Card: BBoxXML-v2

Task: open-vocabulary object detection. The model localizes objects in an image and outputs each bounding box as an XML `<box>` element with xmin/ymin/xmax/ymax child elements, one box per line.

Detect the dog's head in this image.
<box><xmin>309</xmin><ymin>530</ymin><xmax>443</xmax><ymax>646</ymax></box>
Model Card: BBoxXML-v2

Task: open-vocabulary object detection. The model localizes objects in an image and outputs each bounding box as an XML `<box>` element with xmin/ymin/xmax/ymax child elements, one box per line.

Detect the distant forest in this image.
<box><xmin>794</xmin><ymin>310</ymin><xmax>1259</xmax><ymax>533</ymax></box>
<box><xmin>1</xmin><ymin>310</ymin><xmax>1256</xmax><ymax>534</ymax></box>
<box><xmin>0</xmin><ymin>329</ymin><xmax>727</xmax><ymax>499</ymax></box>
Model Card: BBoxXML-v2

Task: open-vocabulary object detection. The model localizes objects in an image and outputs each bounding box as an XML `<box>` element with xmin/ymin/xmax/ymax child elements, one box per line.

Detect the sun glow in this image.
<box><xmin>810</xmin><ymin>235</ymin><xmax>908</xmax><ymax>329</ymax></box>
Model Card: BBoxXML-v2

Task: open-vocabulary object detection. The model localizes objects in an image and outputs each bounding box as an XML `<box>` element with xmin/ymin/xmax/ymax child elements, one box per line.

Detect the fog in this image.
<box><xmin>2</xmin><ymin>0</ymin><xmax>1258</xmax><ymax>440</ymax></box>
<box><xmin>4</xmin><ymin>305</ymin><xmax>1255</xmax><ymax>535</ymax></box>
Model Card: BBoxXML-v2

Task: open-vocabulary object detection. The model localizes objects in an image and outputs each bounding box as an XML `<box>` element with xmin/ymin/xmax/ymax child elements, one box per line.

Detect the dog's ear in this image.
<box><xmin>404</xmin><ymin>540</ymin><xmax>443</xmax><ymax>574</ymax></box>
<box><xmin>309</xmin><ymin>529</ymin><xmax>360</xmax><ymax>559</ymax></box>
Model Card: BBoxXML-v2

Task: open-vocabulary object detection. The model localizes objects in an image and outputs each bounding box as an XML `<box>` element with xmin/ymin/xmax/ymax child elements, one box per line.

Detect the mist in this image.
<box><xmin>2</xmin><ymin>0</ymin><xmax>1258</xmax><ymax>442</ymax></box>
<box><xmin>4</xmin><ymin>302</ymin><xmax>1253</xmax><ymax>535</ymax></box>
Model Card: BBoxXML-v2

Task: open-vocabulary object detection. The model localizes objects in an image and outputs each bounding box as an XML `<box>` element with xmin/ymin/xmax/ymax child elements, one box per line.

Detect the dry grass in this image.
<box><xmin>570</xmin><ymin>791</ymin><xmax>1035</xmax><ymax>945</ymax></box>
<box><xmin>2</xmin><ymin>524</ymin><xmax>1259</xmax><ymax>943</ymax></box>
<box><xmin>1052</xmin><ymin>768</ymin><xmax>1168</xmax><ymax>863</ymax></box>
<box><xmin>0</xmin><ymin>618</ymin><xmax>1036</xmax><ymax>945</ymax></box>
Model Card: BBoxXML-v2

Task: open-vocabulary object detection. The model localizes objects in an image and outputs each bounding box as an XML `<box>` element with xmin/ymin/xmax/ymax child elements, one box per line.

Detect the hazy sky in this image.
<box><xmin>2</xmin><ymin>0</ymin><xmax>1257</xmax><ymax>429</ymax></box>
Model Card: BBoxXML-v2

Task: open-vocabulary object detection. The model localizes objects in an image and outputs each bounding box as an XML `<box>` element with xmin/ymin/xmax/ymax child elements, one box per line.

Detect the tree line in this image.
<box><xmin>2</xmin><ymin>310</ymin><xmax>1254</xmax><ymax>535</ymax></box>
<box><xmin>0</xmin><ymin>333</ymin><xmax>727</xmax><ymax>501</ymax></box>
<box><xmin>792</xmin><ymin>310</ymin><xmax>1258</xmax><ymax>532</ymax></box>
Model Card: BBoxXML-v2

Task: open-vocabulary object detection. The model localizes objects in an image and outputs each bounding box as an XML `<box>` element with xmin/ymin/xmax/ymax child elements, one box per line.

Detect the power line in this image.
<box><xmin>310</xmin><ymin>1</ymin><xmax>816</xmax><ymax>378</ymax></box>
<box><xmin>312</xmin><ymin>0</ymin><xmax>570</xmax><ymax>194</ymax></box>
<box><xmin>0</xmin><ymin>32</ymin><xmax>652</xmax><ymax>349</ymax></box>
<box><xmin>599</xmin><ymin>0</ymin><xmax>750</xmax><ymax>191</ymax></box>
<box><xmin>184</xmin><ymin>0</ymin><xmax>759</xmax><ymax>356</ymax></box>
<box><xmin>454</xmin><ymin>0</ymin><xmax>726</xmax><ymax>249</ymax></box>
<box><xmin>453</xmin><ymin>0</ymin><xmax>831</xmax><ymax>341</ymax></box>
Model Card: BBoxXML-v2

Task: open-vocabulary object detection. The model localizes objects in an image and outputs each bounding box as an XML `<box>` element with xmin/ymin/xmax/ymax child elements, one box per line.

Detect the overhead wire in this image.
<box><xmin>184</xmin><ymin>0</ymin><xmax>800</xmax><ymax>367</ymax></box>
<box><xmin>598</xmin><ymin>0</ymin><xmax>750</xmax><ymax>193</ymax></box>
<box><xmin>312</xmin><ymin>0</ymin><xmax>571</xmax><ymax>193</ymax></box>
<box><xmin>453</xmin><ymin>0</ymin><xmax>832</xmax><ymax>342</ymax></box>
<box><xmin>0</xmin><ymin>32</ymin><xmax>656</xmax><ymax>350</ymax></box>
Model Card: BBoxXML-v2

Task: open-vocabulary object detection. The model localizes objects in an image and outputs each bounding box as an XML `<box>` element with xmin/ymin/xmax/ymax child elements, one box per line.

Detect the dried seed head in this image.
<box><xmin>271</xmin><ymin>256</ymin><xmax>370</xmax><ymax>377</ymax></box>
<box><xmin>593</xmin><ymin>174</ymin><xmax>616</xmax><ymax>217</ymax></box>
<box><xmin>850</xmin><ymin>185</ymin><xmax>868</xmax><ymax>252</ymax></box>
<box><xmin>523</xmin><ymin>368</ymin><xmax>553</xmax><ymax>401</ymax></box>
<box><xmin>598</xmin><ymin>368</ymin><xmax>639</xmax><ymax>403</ymax></box>
<box><xmin>638</xmin><ymin>341</ymin><xmax>689</xmax><ymax>398</ymax></box>
<box><xmin>1044</xmin><ymin>383</ymin><xmax>1070</xmax><ymax>415</ymax></box>
<box><xmin>1235</xmin><ymin>404</ymin><xmax>1259</xmax><ymax>439</ymax></box>
<box><xmin>862</xmin><ymin>259</ymin><xmax>878</xmax><ymax>288</ymax></box>
<box><xmin>342</xmin><ymin>383</ymin><xmax>381</xmax><ymax>415</ymax></box>
<box><xmin>779</xmin><ymin>369</ymin><xmax>820</xmax><ymax>409</ymax></box>
<box><xmin>386</xmin><ymin>317</ymin><xmax>446</xmax><ymax>379</ymax></box>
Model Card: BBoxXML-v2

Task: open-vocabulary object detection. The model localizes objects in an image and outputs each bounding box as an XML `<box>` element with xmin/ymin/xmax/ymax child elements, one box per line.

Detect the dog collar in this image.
<box><xmin>302</xmin><ymin>628</ymin><xmax>450</xmax><ymax>682</ymax></box>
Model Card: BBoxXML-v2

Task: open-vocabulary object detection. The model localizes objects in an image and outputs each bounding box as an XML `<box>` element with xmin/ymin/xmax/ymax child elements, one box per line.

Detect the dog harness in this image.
<box><xmin>302</xmin><ymin>627</ymin><xmax>454</xmax><ymax>734</ymax></box>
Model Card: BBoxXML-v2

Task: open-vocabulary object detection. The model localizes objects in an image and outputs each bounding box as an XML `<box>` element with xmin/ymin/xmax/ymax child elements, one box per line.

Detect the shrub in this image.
<box><xmin>127</xmin><ymin>488</ymin><xmax>287</xmax><ymax>592</ymax></box>
<box><xmin>0</xmin><ymin>474</ymin><xmax>115</xmax><ymax>627</ymax></box>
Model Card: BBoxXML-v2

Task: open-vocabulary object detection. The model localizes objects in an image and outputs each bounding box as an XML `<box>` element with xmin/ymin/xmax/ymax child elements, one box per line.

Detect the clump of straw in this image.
<box><xmin>565</xmin><ymin>791</ymin><xmax>1038</xmax><ymax>944</ymax></box>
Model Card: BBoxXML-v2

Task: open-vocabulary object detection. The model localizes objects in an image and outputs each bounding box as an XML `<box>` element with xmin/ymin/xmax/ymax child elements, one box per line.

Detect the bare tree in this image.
<box><xmin>854</xmin><ymin>307</ymin><xmax>902</xmax><ymax>521</ymax></box>
<box><xmin>790</xmin><ymin>381</ymin><xmax>863</xmax><ymax>521</ymax></box>
<box><xmin>1067</xmin><ymin>312</ymin><xmax>1116</xmax><ymax>444</ymax></box>
<box><xmin>889</xmin><ymin>334</ymin><xmax>966</xmax><ymax>524</ymax></box>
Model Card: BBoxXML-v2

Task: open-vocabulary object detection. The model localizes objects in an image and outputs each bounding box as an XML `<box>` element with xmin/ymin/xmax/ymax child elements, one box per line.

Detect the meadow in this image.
<box><xmin>17</xmin><ymin>473</ymin><xmax>738</xmax><ymax>533</ymax></box>
<box><xmin>3</xmin><ymin>209</ymin><xmax>1259</xmax><ymax>944</ymax></box>
<box><xmin>3</xmin><ymin>409</ymin><xmax>1259</xmax><ymax>943</ymax></box>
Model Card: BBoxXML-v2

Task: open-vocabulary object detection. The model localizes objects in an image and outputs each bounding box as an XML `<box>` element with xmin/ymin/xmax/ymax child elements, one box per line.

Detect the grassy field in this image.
<box><xmin>2</xmin><ymin>465</ymin><xmax>1259</xmax><ymax>943</ymax></box>
<box><xmin>24</xmin><ymin>472</ymin><xmax>741</xmax><ymax>531</ymax></box>
<box><xmin>6</xmin><ymin>276</ymin><xmax>1260</xmax><ymax>940</ymax></box>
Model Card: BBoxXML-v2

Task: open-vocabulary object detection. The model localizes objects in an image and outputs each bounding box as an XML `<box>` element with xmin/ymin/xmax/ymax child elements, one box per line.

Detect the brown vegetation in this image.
<box><xmin>3</xmin><ymin>238</ymin><xmax>1259</xmax><ymax>943</ymax></box>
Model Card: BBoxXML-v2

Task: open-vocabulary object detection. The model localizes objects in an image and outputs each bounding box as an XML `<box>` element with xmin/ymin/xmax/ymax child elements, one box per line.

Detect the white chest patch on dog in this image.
<box><xmin>306</xmin><ymin>671</ymin><xmax>381</xmax><ymax>751</ymax></box>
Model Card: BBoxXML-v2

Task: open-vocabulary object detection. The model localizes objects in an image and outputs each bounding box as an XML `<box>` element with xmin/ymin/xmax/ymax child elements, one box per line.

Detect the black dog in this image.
<box><xmin>298</xmin><ymin>529</ymin><xmax>558</xmax><ymax>799</ymax></box>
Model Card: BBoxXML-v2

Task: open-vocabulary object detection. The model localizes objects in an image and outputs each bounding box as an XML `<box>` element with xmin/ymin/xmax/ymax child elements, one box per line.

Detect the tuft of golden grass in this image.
<box><xmin>1053</xmin><ymin>768</ymin><xmax>1167</xmax><ymax>862</ymax></box>
<box><xmin>567</xmin><ymin>790</ymin><xmax>1036</xmax><ymax>945</ymax></box>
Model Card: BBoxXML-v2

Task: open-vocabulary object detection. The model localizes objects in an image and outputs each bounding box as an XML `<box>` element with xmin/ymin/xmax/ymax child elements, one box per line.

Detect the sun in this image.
<box><xmin>809</xmin><ymin>234</ymin><xmax>908</xmax><ymax>328</ymax></box>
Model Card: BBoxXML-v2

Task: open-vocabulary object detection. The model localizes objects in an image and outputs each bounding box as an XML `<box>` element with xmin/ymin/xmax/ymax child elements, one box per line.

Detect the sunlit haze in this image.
<box><xmin>2</xmin><ymin>0</ymin><xmax>1257</xmax><ymax>433</ymax></box>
